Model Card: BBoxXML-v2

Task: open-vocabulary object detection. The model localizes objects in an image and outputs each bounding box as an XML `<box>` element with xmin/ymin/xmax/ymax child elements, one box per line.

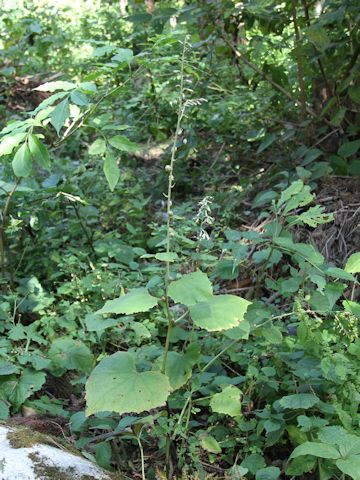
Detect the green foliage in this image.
<box><xmin>85</xmin><ymin>352</ymin><xmax>171</xmax><ymax>416</ymax></box>
<box><xmin>0</xmin><ymin>0</ymin><xmax>359</xmax><ymax>478</ymax></box>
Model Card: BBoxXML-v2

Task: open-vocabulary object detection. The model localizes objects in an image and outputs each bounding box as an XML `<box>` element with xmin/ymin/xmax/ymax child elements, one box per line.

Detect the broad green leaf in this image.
<box><xmin>279</xmin><ymin>393</ymin><xmax>320</xmax><ymax>409</ymax></box>
<box><xmin>288</xmin><ymin>206</ymin><xmax>333</xmax><ymax>228</ymax></box>
<box><xmin>32</xmin><ymin>91</ymin><xmax>68</xmax><ymax>115</ymax></box>
<box><xmin>273</xmin><ymin>238</ymin><xmax>324</xmax><ymax>265</ymax></box>
<box><xmin>108</xmin><ymin>135</ymin><xmax>140</xmax><ymax>153</ymax></box>
<box><xmin>102</xmin><ymin>124</ymin><xmax>132</xmax><ymax>131</ymax></box>
<box><xmin>85</xmin><ymin>314</ymin><xmax>118</xmax><ymax>332</ymax></box>
<box><xmin>1</xmin><ymin>369</ymin><xmax>46</xmax><ymax>408</ymax></box>
<box><xmin>277</xmin><ymin>180</ymin><xmax>312</xmax><ymax>212</ymax></box>
<box><xmin>12</xmin><ymin>143</ymin><xmax>32</xmax><ymax>177</ymax></box>
<box><xmin>112</xmin><ymin>48</ymin><xmax>134</xmax><ymax>64</ymax></box>
<box><xmin>199</xmin><ymin>434</ymin><xmax>221</xmax><ymax>454</ymax></box>
<box><xmin>34</xmin><ymin>81</ymin><xmax>76</xmax><ymax>92</ymax></box>
<box><xmin>1</xmin><ymin>120</ymin><xmax>29</xmax><ymax>135</ymax></box>
<box><xmin>253</xmin><ymin>190</ymin><xmax>277</xmax><ymax>207</ymax></box>
<box><xmin>257</xmin><ymin>133</ymin><xmax>276</xmax><ymax>153</ymax></box>
<box><xmin>291</xmin><ymin>442</ymin><xmax>340</xmax><ymax>459</ymax></box>
<box><xmin>28</xmin><ymin>134</ymin><xmax>51</xmax><ymax>170</ymax></box>
<box><xmin>241</xmin><ymin>454</ymin><xmax>266</xmax><ymax>474</ymax></box>
<box><xmin>286</xmin><ymin>457</ymin><xmax>316</xmax><ymax>476</ymax></box>
<box><xmin>50</xmin><ymin>99</ymin><xmax>70</xmax><ymax>135</ymax></box>
<box><xmin>345</xmin><ymin>252</ymin><xmax>360</xmax><ymax>274</ymax></box>
<box><xmin>0</xmin><ymin>133</ymin><xmax>27</xmax><ymax>156</ymax></box>
<box><xmin>338</xmin><ymin>434</ymin><xmax>360</xmax><ymax>458</ymax></box>
<box><xmin>224</xmin><ymin>319</ymin><xmax>250</xmax><ymax>340</ymax></box>
<box><xmin>48</xmin><ymin>337</ymin><xmax>94</xmax><ymax>374</ymax></box>
<box><xmin>210</xmin><ymin>385</ymin><xmax>242</xmax><ymax>417</ymax></box>
<box><xmin>85</xmin><ymin>352</ymin><xmax>170</xmax><ymax>415</ymax></box>
<box><xmin>168</xmin><ymin>270</ymin><xmax>213</xmax><ymax>306</ymax></box>
<box><xmin>256</xmin><ymin>467</ymin><xmax>281</xmax><ymax>480</ymax></box>
<box><xmin>336</xmin><ymin>456</ymin><xmax>360</xmax><ymax>480</ymax></box>
<box><xmin>78</xmin><ymin>82</ymin><xmax>97</xmax><ymax>93</ymax></box>
<box><xmin>0</xmin><ymin>361</ymin><xmax>19</xmax><ymax>376</ymax></box>
<box><xmin>349</xmin><ymin>85</ymin><xmax>360</xmax><ymax>104</ymax></box>
<box><xmin>155</xmin><ymin>252</ymin><xmax>179</xmax><ymax>262</ymax></box>
<box><xmin>159</xmin><ymin>351</ymin><xmax>194</xmax><ymax>391</ymax></box>
<box><xmin>0</xmin><ymin>400</ymin><xmax>9</xmax><ymax>420</ymax></box>
<box><xmin>70</xmin><ymin>90</ymin><xmax>89</xmax><ymax>106</ymax></box>
<box><xmin>103</xmin><ymin>154</ymin><xmax>120</xmax><ymax>191</ymax></box>
<box><xmin>189</xmin><ymin>295</ymin><xmax>251</xmax><ymax>331</ymax></box>
<box><xmin>326</xmin><ymin>267</ymin><xmax>356</xmax><ymax>282</ymax></box>
<box><xmin>93</xmin><ymin>45</ymin><xmax>116</xmax><ymax>57</ymax></box>
<box><xmin>89</xmin><ymin>138</ymin><xmax>106</xmax><ymax>155</ymax></box>
<box><xmin>97</xmin><ymin>288</ymin><xmax>158</xmax><ymax>315</ymax></box>
<box><xmin>338</xmin><ymin>140</ymin><xmax>360</xmax><ymax>158</ymax></box>
<box><xmin>306</xmin><ymin>26</ymin><xmax>330</xmax><ymax>49</ymax></box>
<box><xmin>301</xmin><ymin>148</ymin><xmax>322</xmax><ymax>166</ymax></box>
<box><xmin>343</xmin><ymin>300</ymin><xmax>360</xmax><ymax>319</ymax></box>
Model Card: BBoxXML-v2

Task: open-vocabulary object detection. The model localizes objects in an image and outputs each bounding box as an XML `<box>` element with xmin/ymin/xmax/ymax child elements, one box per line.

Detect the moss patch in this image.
<box><xmin>29</xmin><ymin>452</ymin><xmax>100</xmax><ymax>480</ymax></box>
<box><xmin>7</xmin><ymin>427</ymin><xmax>51</xmax><ymax>449</ymax></box>
<box><xmin>7</xmin><ymin>427</ymin><xmax>79</xmax><ymax>456</ymax></box>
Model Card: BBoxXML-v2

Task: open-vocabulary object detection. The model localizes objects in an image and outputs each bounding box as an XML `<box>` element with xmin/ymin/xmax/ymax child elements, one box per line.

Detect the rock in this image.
<box><xmin>0</xmin><ymin>425</ymin><xmax>120</xmax><ymax>480</ymax></box>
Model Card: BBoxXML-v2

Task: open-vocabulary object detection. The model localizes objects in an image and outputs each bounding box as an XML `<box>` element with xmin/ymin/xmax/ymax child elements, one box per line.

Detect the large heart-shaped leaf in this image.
<box><xmin>96</xmin><ymin>288</ymin><xmax>158</xmax><ymax>315</ymax></box>
<box><xmin>189</xmin><ymin>295</ymin><xmax>251</xmax><ymax>331</ymax></box>
<box><xmin>86</xmin><ymin>352</ymin><xmax>170</xmax><ymax>415</ymax></box>
<box><xmin>168</xmin><ymin>270</ymin><xmax>213</xmax><ymax>306</ymax></box>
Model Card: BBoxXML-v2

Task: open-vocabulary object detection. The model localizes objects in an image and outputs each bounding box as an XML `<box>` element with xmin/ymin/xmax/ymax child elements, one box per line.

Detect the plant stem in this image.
<box><xmin>136</xmin><ymin>434</ymin><xmax>146</xmax><ymax>480</ymax></box>
<box><xmin>161</xmin><ymin>37</ymin><xmax>187</xmax><ymax>374</ymax></box>
<box><xmin>161</xmin><ymin>38</ymin><xmax>188</xmax><ymax>480</ymax></box>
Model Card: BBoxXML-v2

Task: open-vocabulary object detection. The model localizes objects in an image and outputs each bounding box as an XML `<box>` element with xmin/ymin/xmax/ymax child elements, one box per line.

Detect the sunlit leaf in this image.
<box><xmin>86</xmin><ymin>352</ymin><xmax>170</xmax><ymax>415</ymax></box>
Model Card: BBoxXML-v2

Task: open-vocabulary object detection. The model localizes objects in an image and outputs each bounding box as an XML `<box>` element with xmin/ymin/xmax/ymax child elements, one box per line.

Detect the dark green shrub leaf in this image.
<box><xmin>28</xmin><ymin>134</ymin><xmax>51</xmax><ymax>170</ymax></box>
<box><xmin>12</xmin><ymin>143</ymin><xmax>32</xmax><ymax>177</ymax></box>
<box><xmin>279</xmin><ymin>393</ymin><xmax>320</xmax><ymax>410</ymax></box>
<box><xmin>103</xmin><ymin>154</ymin><xmax>120</xmax><ymax>191</ymax></box>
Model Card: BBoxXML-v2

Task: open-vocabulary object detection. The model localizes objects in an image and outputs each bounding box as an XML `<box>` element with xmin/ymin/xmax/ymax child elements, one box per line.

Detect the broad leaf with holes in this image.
<box><xmin>85</xmin><ymin>352</ymin><xmax>170</xmax><ymax>415</ymax></box>
<box><xmin>96</xmin><ymin>288</ymin><xmax>158</xmax><ymax>315</ymax></box>
<box><xmin>168</xmin><ymin>270</ymin><xmax>213</xmax><ymax>306</ymax></box>
<box><xmin>189</xmin><ymin>295</ymin><xmax>251</xmax><ymax>331</ymax></box>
